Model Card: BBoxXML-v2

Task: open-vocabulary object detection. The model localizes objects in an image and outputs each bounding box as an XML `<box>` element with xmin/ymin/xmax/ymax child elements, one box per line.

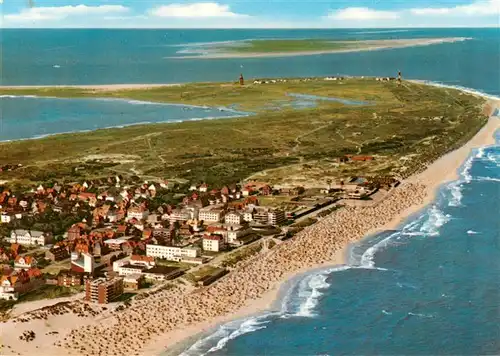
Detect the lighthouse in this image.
<box><xmin>397</xmin><ymin>71</ymin><xmax>402</xmax><ymax>86</ymax></box>
<box><xmin>239</xmin><ymin>73</ymin><xmax>244</xmax><ymax>86</ymax></box>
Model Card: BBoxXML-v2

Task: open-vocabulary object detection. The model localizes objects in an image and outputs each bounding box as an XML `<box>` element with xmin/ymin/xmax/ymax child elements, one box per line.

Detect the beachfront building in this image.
<box><xmin>268</xmin><ymin>209</ymin><xmax>286</xmax><ymax>226</ymax></box>
<box><xmin>8</xmin><ymin>230</ymin><xmax>53</xmax><ymax>246</ymax></box>
<box><xmin>85</xmin><ymin>277</ymin><xmax>124</xmax><ymax>304</ymax></box>
<box><xmin>202</xmin><ymin>235</ymin><xmax>225</xmax><ymax>252</ymax></box>
<box><xmin>226</xmin><ymin>225</ymin><xmax>253</xmax><ymax>245</ymax></box>
<box><xmin>145</xmin><ymin>244</ymin><xmax>200</xmax><ymax>262</ymax></box>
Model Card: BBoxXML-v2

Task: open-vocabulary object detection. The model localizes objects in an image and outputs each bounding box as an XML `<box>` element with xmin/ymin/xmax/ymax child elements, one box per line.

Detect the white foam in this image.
<box><xmin>411</xmin><ymin>80</ymin><xmax>500</xmax><ymax>101</ymax></box>
<box><xmin>292</xmin><ymin>266</ymin><xmax>350</xmax><ymax>318</ymax></box>
<box><xmin>462</xmin><ymin>155</ymin><xmax>474</xmax><ymax>183</ymax></box>
<box><xmin>206</xmin><ymin>318</ymin><xmax>270</xmax><ymax>354</ymax></box>
<box><xmin>419</xmin><ymin>205</ymin><xmax>450</xmax><ymax>236</ymax></box>
<box><xmin>475</xmin><ymin>176</ymin><xmax>500</xmax><ymax>182</ymax></box>
<box><xmin>181</xmin><ymin>314</ymin><xmax>274</xmax><ymax>356</ymax></box>
<box><xmin>382</xmin><ymin>310</ymin><xmax>393</xmax><ymax>315</ymax></box>
<box><xmin>407</xmin><ymin>312</ymin><xmax>434</xmax><ymax>319</ymax></box>
<box><xmin>467</xmin><ymin>230</ymin><xmax>480</xmax><ymax>235</ymax></box>
<box><xmin>448</xmin><ymin>181</ymin><xmax>463</xmax><ymax>207</ymax></box>
<box><xmin>360</xmin><ymin>232</ymin><xmax>399</xmax><ymax>268</ymax></box>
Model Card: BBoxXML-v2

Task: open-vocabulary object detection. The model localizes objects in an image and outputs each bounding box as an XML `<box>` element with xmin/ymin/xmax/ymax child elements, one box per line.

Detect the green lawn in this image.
<box><xmin>227</xmin><ymin>39</ymin><xmax>361</xmax><ymax>54</ymax></box>
<box><xmin>0</xmin><ymin>78</ymin><xmax>487</xmax><ymax>188</ymax></box>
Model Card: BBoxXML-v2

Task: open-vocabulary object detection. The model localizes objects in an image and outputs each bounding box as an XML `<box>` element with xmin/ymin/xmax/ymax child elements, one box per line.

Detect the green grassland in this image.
<box><xmin>223</xmin><ymin>39</ymin><xmax>362</xmax><ymax>54</ymax></box>
<box><xmin>0</xmin><ymin>78</ymin><xmax>487</xmax><ymax>188</ymax></box>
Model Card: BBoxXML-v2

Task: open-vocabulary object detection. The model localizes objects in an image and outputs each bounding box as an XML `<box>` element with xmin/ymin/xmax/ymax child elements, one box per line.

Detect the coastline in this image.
<box><xmin>168</xmin><ymin>37</ymin><xmax>470</xmax><ymax>60</ymax></box>
<box><xmin>156</xmin><ymin>106</ymin><xmax>500</xmax><ymax>356</ymax></box>
<box><xmin>0</xmin><ymin>86</ymin><xmax>498</xmax><ymax>356</ymax></box>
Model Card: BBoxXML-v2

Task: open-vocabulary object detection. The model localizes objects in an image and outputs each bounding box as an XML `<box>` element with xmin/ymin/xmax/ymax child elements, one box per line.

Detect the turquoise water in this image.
<box><xmin>181</xmin><ymin>128</ymin><xmax>500</xmax><ymax>356</ymax></box>
<box><xmin>2</xmin><ymin>28</ymin><xmax>500</xmax><ymax>355</ymax></box>
<box><xmin>0</xmin><ymin>96</ymin><xmax>246</xmax><ymax>141</ymax></box>
<box><xmin>2</xmin><ymin>29</ymin><xmax>499</xmax><ymax>97</ymax></box>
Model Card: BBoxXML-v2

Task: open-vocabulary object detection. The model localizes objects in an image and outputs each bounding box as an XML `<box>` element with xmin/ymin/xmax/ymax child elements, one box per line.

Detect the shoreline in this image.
<box><xmin>168</xmin><ymin>37</ymin><xmax>471</xmax><ymax>60</ymax></box>
<box><xmin>157</xmin><ymin>105</ymin><xmax>500</xmax><ymax>356</ymax></box>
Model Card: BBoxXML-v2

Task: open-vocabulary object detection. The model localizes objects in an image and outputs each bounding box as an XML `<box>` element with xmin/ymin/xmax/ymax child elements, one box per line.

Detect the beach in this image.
<box><xmin>1</xmin><ymin>89</ymin><xmax>497</xmax><ymax>355</ymax></box>
<box><xmin>169</xmin><ymin>37</ymin><xmax>471</xmax><ymax>60</ymax></box>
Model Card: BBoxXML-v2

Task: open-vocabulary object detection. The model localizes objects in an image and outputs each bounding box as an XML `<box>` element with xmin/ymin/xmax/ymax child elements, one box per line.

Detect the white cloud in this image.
<box><xmin>4</xmin><ymin>5</ymin><xmax>129</xmax><ymax>22</ymax></box>
<box><xmin>328</xmin><ymin>7</ymin><xmax>400</xmax><ymax>21</ymax></box>
<box><xmin>411</xmin><ymin>0</ymin><xmax>500</xmax><ymax>16</ymax></box>
<box><xmin>150</xmin><ymin>2</ymin><xmax>245</xmax><ymax>18</ymax></box>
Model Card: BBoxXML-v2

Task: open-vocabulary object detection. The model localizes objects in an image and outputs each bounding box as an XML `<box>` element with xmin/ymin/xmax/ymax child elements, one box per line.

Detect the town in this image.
<box><xmin>0</xmin><ymin>153</ymin><xmax>398</xmax><ymax>307</ymax></box>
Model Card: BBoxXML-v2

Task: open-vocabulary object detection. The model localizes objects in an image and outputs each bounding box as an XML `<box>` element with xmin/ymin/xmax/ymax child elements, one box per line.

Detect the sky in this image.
<box><xmin>0</xmin><ymin>0</ymin><xmax>499</xmax><ymax>28</ymax></box>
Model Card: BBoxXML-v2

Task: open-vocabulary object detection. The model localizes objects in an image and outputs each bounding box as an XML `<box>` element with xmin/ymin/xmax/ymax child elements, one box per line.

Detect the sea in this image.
<box><xmin>1</xmin><ymin>28</ymin><xmax>500</xmax><ymax>355</ymax></box>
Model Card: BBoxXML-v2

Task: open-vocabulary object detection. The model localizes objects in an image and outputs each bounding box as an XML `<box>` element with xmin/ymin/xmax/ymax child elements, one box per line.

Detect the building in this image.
<box><xmin>169</xmin><ymin>209</ymin><xmax>191</xmax><ymax>222</ymax></box>
<box><xmin>123</xmin><ymin>274</ymin><xmax>143</xmax><ymax>290</ymax></box>
<box><xmin>127</xmin><ymin>206</ymin><xmax>149</xmax><ymax>221</ymax></box>
<box><xmin>268</xmin><ymin>209</ymin><xmax>286</xmax><ymax>226</ymax></box>
<box><xmin>225</xmin><ymin>212</ymin><xmax>242</xmax><ymax>225</ymax></box>
<box><xmin>85</xmin><ymin>277</ymin><xmax>123</xmax><ymax>304</ymax></box>
<box><xmin>243</xmin><ymin>210</ymin><xmax>254</xmax><ymax>222</ymax></box>
<box><xmin>71</xmin><ymin>252</ymin><xmax>95</xmax><ymax>274</ymax></box>
<box><xmin>253</xmin><ymin>209</ymin><xmax>269</xmax><ymax>224</ymax></box>
<box><xmin>9</xmin><ymin>230</ymin><xmax>52</xmax><ymax>246</ymax></box>
<box><xmin>202</xmin><ymin>235</ymin><xmax>225</xmax><ymax>252</ymax></box>
<box><xmin>146</xmin><ymin>244</ymin><xmax>200</xmax><ymax>262</ymax></box>
<box><xmin>227</xmin><ymin>226</ymin><xmax>253</xmax><ymax>245</ymax></box>
<box><xmin>116</xmin><ymin>263</ymin><xmax>147</xmax><ymax>276</ymax></box>
<box><xmin>45</xmin><ymin>246</ymin><xmax>70</xmax><ymax>262</ymax></box>
<box><xmin>57</xmin><ymin>271</ymin><xmax>92</xmax><ymax>287</ymax></box>
<box><xmin>14</xmin><ymin>256</ymin><xmax>37</xmax><ymax>270</ymax></box>
<box><xmin>198</xmin><ymin>208</ymin><xmax>223</xmax><ymax>223</ymax></box>
<box><xmin>142</xmin><ymin>266</ymin><xmax>183</xmax><ymax>281</ymax></box>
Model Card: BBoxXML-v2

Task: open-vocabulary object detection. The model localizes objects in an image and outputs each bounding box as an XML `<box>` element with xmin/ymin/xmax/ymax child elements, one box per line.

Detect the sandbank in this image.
<box><xmin>169</xmin><ymin>37</ymin><xmax>471</xmax><ymax>59</ymax></box>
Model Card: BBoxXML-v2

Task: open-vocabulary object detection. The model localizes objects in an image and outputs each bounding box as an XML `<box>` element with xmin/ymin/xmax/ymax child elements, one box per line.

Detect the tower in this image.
<box><xmin>397</xmin><ymin>71</ymin><xmax>402</xmax><ymax>86</ymax></box>
<box><xmin>239</xmin><ymin>73</ymin><xmax>244</xmax><ymax>86</ymax></box>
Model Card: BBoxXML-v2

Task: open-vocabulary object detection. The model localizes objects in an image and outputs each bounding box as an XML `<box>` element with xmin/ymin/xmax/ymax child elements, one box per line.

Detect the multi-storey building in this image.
<box><xmin>268</xmin><ymin>209</ymin><xmax>286</xmax><ymax>226</ymax></box>
<box><xmin>146</xmin><ymin>244</ymin><xmax>200</xmax><ymax>262</ymax></box>
<box><xmin>199</xmin><ymin>208</ymin><xmax>223</xmax><ymax>223</ymax></box>
<box><xmin>85</xmin><ymin>277</ymin><xmax>124</xmax><ymax>304</ymax></box>
<box><xmin>225</xmin><ymin>212</ymin><xmax>242</xmax><ymax>225</ymax></box>
<box><xmin>9</xmin><ymin>230</ymin><xmax>52</xmax><ymax>246</ymax></box>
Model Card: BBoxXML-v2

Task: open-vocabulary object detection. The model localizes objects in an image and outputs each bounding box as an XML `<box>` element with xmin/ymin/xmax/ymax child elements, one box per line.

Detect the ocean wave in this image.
<box><xmin>180</xmin><ymin>314</ymin><xmax>273</xmax><ymax>356</ymax></box>
<box><xmin>447</xmin><ymin>181</ymin><xmax>463</xmax><ymax>207</ymax></box>
<box><xmin>474</xmin><ymin>176</ymin><xmax>500</xmax><ymax>182</ymax></box>
<box><xmin>419</xmin><ymin>205</ymin><xmax>451</xmax><ymax>237</ymax></box>
<box><xmin>288</xmin><ymin>266</ymin><xmax>351</xmax><ymax>318</ymax></box>
<box><xmin>360</xmin><ymin>232</ymin><xmax>400</xmax><ymax>268</ymax></box>
<box><xmin>410</xmin><ymin>80</ymin><xmax>500</xmax><ymax>101</ymax></box>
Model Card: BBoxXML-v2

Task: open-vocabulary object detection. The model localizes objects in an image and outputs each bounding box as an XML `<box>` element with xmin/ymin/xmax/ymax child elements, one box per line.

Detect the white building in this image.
<box><xmin>1</xmin><ymin>213</ymin><xmax>12</xmax><ymax>224</ymax></box>
<box><xmin>14</xmin><ymin>256</ymin><xmax>37</xmax><ymax>270</ymax></box>
<box><xmin>227</xmin><ymin>226</ymin><xmax>253</xmax><ymax>245</ymax></box>
<box><xmin>169</xmin><ymin>209</ymin><xmax>191</xmax><ymax>222</ymax></box>
<box><xmin>202</xmin><ymin>236</ymin><xmax>224</xmax><ymax>252</ymax></box>
<box><xmin>225</xmin><ymin>212</ymin><xmax>242</xmax><ymax>225</ymax></box>
<box><xmin>199</xmin><ymin>208</ymin><xmax>223</xmax><ymax>223</ymax></box>
<box><xmin>146</xmin><ymin>244</ymin><xmax>200</xmax><ymax>262</ymax></box>
<box><xmin>9</xmin><ymin>230</ymin><xmax>52</xmax><ymax>246</ymax></box>
<box><xmin>243</xmin><ymin>210</ymin><xmax>254</xmax><ymax>222</ymax></box>
<box><xmin>127</xmin><ymin>207</ymin><xmax>149</xmax><ymax>221</ymax></box>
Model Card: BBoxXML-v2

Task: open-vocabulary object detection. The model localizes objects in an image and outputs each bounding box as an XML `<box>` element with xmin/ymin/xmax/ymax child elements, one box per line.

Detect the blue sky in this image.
<box><xmin>0</xmin><ymin>0</ymin><xmax>499</xmax><ymax>28</ymax></box>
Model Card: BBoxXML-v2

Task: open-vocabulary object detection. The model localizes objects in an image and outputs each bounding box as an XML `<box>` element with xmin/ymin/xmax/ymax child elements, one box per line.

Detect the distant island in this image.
<box><xmin>170</xmin><ymin>37</ymin><xmax>471</xmax><ymax>59</ymax></box>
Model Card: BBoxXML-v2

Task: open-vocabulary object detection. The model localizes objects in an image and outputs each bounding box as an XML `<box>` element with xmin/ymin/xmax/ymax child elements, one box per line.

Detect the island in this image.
<box><xmin>169</xmin><ymin>37</ymin><xmax>471</xmax><ymax>59</ymax></box>
<box><xmin>0</xmin><ymin>76</ymin><xmax>498</xmax><ymax>356</ymax></box>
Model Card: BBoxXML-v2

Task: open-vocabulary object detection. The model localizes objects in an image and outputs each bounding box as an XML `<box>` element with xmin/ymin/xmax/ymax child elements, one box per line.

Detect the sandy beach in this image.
<box><xmin>1</xmin><ymin>94</ymin><xmax>498</xmax><ymax>356</ymax></box>
<box><xmin>168</xmin><ymin>37</ymin><xmax>471</xmax><ymax>60</ymax></box>
<box><xmin>0</xmin><ymin>83</ymin><xmax>181</xmax><ymax>92</ymax></box>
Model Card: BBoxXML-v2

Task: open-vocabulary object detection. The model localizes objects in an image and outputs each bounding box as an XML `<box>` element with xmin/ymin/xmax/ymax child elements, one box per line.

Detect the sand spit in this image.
<box><xmin>168</xmin><ymin>37</ymin><xmax>471</xmax><ymax>59</ymax></box>
<box><xmin>0</xmin><ymin>83</ymin><xmax>181</xmax><ymax>92</ymax></box>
